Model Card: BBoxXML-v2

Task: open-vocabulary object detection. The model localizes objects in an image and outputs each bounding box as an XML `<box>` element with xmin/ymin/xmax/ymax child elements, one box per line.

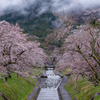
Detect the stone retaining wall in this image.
<box><xmin>27</xmin><ymin>77</ymin><xmax>40</xmax><ymax>100</ymax></box>
<box><xmin>27</xmin><ymin>73</ymin><xmax>71</xmax><ymax>100</ymax></box>
<box><xmin>58</xmin><ymin>76</ymin><xmax>71</xmax><ymax>100</ymax></box>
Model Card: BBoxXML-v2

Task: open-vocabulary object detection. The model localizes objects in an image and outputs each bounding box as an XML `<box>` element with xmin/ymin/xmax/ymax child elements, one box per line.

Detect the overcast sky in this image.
<box><xmin>0</xmin><ymin>0</ymin><xmax>100</xmax><ymax>15</ymax></box>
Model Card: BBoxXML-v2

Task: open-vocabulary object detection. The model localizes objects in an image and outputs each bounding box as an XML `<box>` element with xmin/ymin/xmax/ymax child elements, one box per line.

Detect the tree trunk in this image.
<box><xmin>17</xmin><ymin>73</ymin><xmax>21</xmax><ymax>78</ymax></box>
<box><xmin>5</xmin><ymin>73</ymin><xmax>11</xmax><ymax>82</ymax></box>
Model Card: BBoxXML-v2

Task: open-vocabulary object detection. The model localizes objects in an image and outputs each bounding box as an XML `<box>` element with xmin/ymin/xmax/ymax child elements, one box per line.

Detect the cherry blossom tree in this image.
<box><xmin>0</xmin><ymin>20</ymin><xmax>47</xmax><ymax>81</ymax></box>
<box><xmin>50</xmin><ymin>11</ymin><xmax>100</xmax><ymax>84</ymax></box>
<box><xmin>55</xmin><ymin>23</ymin><xmax>100</xmax><ymax>84</ymax></box>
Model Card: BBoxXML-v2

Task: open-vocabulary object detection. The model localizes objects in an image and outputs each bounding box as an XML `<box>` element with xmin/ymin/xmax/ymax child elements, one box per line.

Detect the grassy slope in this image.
<box><xmin>0</xmin><ymin>73</ymin><xmax>36</xmax><ymax>100</ymax></box>
<box><xmin>64</xmin><ymin>76</ymin><xmax>100</xmax><ymax>100</ymax></box>
<box><xmin>60</xmin><ymin>68</ymin><xmax>100</xmax><ymax>100</ymax></box>
<box><xmin>0</xmin><ymin>96</ymin><xmax>4</xmax><ymax>100</ymax></box>
<box><xmin>0</xmin><ymin>68</ymin><xmax>43</xmax><ymax>100</ymax></box>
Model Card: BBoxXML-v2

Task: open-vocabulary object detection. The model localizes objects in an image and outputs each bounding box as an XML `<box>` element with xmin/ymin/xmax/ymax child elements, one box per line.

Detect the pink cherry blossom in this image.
<box><xmin>0</xmin><ymin>20</ymin><xmax>47</xmax><ymax>80</ymax></box>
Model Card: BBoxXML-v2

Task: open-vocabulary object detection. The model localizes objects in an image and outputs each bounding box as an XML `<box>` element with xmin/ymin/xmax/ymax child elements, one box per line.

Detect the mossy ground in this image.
<box><xmin>64</xmin><ymin>76</ymin><xmax>100</xmax><ymax>100</ymax></box>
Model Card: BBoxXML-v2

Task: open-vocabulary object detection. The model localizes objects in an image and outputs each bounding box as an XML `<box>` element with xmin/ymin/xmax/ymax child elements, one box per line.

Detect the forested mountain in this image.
<box><xmin>0</xmin><ymin>11</ymin><xmax>56</xmax><ymax>40</ymax></box>
<box><xmin>0</xmin><ymin>2</ymin><xmax>100</xmax><ymax>41</ymax></box>
<box><xmin>0</xmin><ymin>0</ymin><xmax>57</xmax><ymax>40</ymax></box>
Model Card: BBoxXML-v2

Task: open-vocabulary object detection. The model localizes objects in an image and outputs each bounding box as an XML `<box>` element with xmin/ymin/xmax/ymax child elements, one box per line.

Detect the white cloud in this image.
<box><xmin>0</xmin><ymin>0</ymin><xmax>36</xmax><ymax>13</ymax></box>
<box><xmin>0</xmin><ymin>0</ymin><xmax>100</xmax><ymax>15</ymax></box>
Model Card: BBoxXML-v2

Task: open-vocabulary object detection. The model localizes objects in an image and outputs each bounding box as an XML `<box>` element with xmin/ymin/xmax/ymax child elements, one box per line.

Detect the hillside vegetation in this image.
<box><xmin>65</xmin><ymin>75</ymin><xmax>100</xmax><ymax>100</ymax></box>
<box><xmin>0</xmin><ymin>20</ymin><xmax>46</xmax><ymax>100</ymax></box>
<box><xmin>0</xmin><ymin>73</ymin><xmax>35</xmax><ymax>100</ymax></box>
<box><xmin>0</xmin><ymin>12</ymin><xmax>56</xmax><ymax>41</ymax></box>
<box><xmin>49</xmin><ymin>8</ymin><xmax>100</xmax><ymax>100</ymax></box>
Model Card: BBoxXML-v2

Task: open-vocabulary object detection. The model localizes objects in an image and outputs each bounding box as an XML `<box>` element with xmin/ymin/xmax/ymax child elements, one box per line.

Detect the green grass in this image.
<box><xmin>0</xmin><ymin>73</ymin><xmax>36</xmax><ymax>100</ymax></box>
<box><xmin>0</xmin><ymin>95</ymin><xmax>4</xmax><ymax>100</ymax></box>
<box><xmin>31</xmin><ymin>68</ymin><xmax>44</xmax><ymax>76</ymax></box>
<box><xmin>94</xmin><ymin>95</ymin><xmax>100</xmax><ymax>100</ymax></box>
<box><xmin>65</xmin><ymin>76</ymin><xmax>100</xmax><ymax>100</ymax></box>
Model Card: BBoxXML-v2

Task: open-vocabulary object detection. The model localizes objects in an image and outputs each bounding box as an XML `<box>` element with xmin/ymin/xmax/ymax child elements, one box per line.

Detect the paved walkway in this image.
<box><xmin>37</xmin><ymin>88</ymin><xmax>59</xmax><ymax>100</ymax></box>
<box><xmin>37</xmin><ymin>68</ymin><xmax>61</xmax><ymax>100</ymax></box>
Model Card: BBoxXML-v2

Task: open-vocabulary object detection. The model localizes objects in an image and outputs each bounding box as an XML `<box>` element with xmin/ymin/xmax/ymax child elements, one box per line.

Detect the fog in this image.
<box><xmin>0</xmin><ymin>0</ymin><xmax>100</xmax><ymax>15</ymax></box>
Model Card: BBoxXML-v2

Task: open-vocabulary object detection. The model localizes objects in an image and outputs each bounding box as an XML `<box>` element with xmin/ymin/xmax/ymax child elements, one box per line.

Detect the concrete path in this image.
<box><xmin>37</xmin><ymin>88</ymin><xmax>59</xmax><ymax>100</ymax></box>
<box><xmin>37</xmin><ymin>68</ymin><xmax>61</xmax><ymax>100</ymax></box>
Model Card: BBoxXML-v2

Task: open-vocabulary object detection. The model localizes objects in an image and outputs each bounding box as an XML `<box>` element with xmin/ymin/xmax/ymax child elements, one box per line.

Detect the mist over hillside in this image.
<box><xmin>0</xmin><ymin>0</ymin><xmax>100</xmax><ymax>40</ymax></box>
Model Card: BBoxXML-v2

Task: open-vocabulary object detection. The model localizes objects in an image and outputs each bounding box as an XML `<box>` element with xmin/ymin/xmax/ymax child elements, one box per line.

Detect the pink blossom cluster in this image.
<box><xmin>54</xmin><ymin>23</ymin><xmax>100</xmax><ymax>78</ymax></box>
<box><xmin>0</xmin><ymin>20</ymin><xmax>47</xmax><ymax>77</ymax></box>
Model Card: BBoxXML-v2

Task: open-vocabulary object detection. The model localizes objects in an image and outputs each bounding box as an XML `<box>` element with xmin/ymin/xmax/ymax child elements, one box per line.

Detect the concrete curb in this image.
<box><xmin>58</xmin><ymin>76</ymin><xmax>71</xmax><ymax>100</ymax></box>
<box><xmin>27</xmin><ymin>77</ymin><xmax>40</xmax><ymax>100</ymax></box>
<box><xmin>54</xmin><ymin>71</ymin><xmax>63</xmax><ymax>78</ymax></box>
